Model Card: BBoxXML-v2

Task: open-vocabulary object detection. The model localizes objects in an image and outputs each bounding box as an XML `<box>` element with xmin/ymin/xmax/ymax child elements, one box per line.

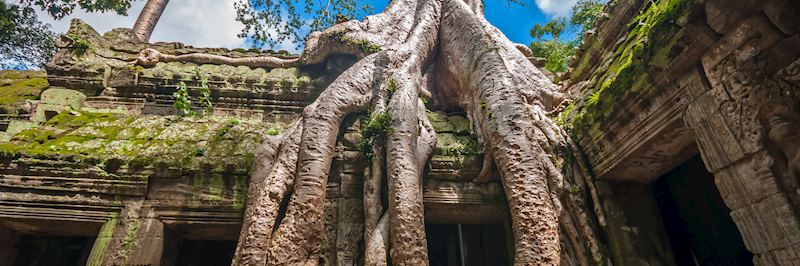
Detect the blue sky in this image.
<box><xmin>350</xmin><ymin>0</ymin><xmax>562</xmax><ymax>45</ymax></box>
<box><xmin>485</xmin><ymin>1</ymin><xmax>562</xmax><ymax>44</ymax></box>
<box><xmin>26</xmin><ymin>0</ymin><xmax>582</xmax><ymax>52</ymax></box>
<box><xmin>242</xmin><ymin>0</ymin><xmax>571</xmax><ymax>49</ymax></box>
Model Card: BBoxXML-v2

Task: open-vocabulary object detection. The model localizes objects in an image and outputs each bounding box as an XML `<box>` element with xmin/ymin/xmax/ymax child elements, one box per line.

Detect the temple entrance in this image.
<box><xmin>12</xmin><ymin>234</ymin><xmax>94</xmax><ymax>266</ymax></box>
<box><xmin>173</xmin><ymin>239</ymin><xmax>237</xmax><ymax>266</ymax></box>
<box><xmin>0</xmin><ymin>222</ymin><xmax>96</xmax><ymax>266</ymax></box>
<box><xmin>425</xmin><ymin>223</ymin><xmax>510</xmax><ymax>266</ymax></box>
<box><xmin>652</xmin><ymin>155</ymin><xmax>753</xmax><ymax>265</ymax></box>
<box><xmin>11</xmin><ymin>234</ymin><xmax>93</xmax><ymax>266</ymax></box>
<box><xmin>157</xmin><ymin>225</ymin><xmax>237</xmax><ymax>266</ymax></box>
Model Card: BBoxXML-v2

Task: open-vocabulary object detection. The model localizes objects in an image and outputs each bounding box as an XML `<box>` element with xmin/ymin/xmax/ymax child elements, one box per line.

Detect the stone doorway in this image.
<box><xmin>425</xmin><ymin>223</ymin><xmax>511</xmax><ymax>266</ymax></box>
<box><xmin>0</xmin><ymin>224</ymin><xmax>95</xmax><ymax>266</ymax></box>
<box><xmin>173</xmin><ymin>239</ymin><xmax>237</xmax><ymax>266</ymax></box>
<box><xmin>160</xmin><ymin>226</ymin><xmax>238</xmax><ymax>266</ymax></box>
<box><xmin>12</xmin><ymin>234</ymin><xmax>94</xmax><ymax>266</ymax></box>
<box><xmin>652</xmin><ymin>155</ymin><xmax>753</xmax><ymax>265</ymax></box>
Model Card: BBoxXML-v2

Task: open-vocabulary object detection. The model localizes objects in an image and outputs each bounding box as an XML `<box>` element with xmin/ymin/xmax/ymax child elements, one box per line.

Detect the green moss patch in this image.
<box><xmin>0</xmin><ymin>109</ymin><xmax>276</xmax><ymax>176</ymax></box>
<box><xmin>435</xmin><ymin>133</ymin><xmax>479</xmax><ymax>158</ymax></box>
<box><xmin>558</xmin><ymin>0</ymin><xmax>692</xmax><ymax>136</ymax></box>
<box><xmin>0</xmin><ymin>70</ymin><xmax>48</xmax><ymax>114</ymax></box>
<box><xmin>427</xmin><ymin>111</ymin><xmax>454</xmax><ymax>133</ymax></box>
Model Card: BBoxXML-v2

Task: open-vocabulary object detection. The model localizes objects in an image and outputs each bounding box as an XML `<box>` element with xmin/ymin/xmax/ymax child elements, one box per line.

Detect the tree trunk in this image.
<box><xmin>132</xmin><ymin>0</ymin><xmax>169</xmax><ymax>42</ymax></box>
<box><xmin>135</xmin><ymin>0</ymin><xmax>571</xmax><ymax>265</ymax></box>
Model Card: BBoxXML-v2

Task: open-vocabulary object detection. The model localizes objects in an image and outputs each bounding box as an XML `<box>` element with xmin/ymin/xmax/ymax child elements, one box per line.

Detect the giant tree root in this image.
<box><xmin>133</xmin><ymin>0</ymin><xmax>584</xmax><ymax>265</ymax></box>
<box><xmin>136</xmin><ymin>47</ymin><xmax>299</xmax><ymax>68</ymax></box>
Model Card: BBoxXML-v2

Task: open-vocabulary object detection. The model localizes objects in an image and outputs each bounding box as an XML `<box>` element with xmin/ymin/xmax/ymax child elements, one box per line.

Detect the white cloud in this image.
<box><xmin>535</xmin><ymin>0</ymin><xmax>579</xmax><ymax>18</ymax></box>
<box><xmin>30</xmin><ymin>0</ymin><xmax>249</xmax><ymax>49</ymax></box>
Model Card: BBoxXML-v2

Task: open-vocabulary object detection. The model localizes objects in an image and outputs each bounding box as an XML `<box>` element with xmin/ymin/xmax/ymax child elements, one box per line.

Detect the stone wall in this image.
<box><xmin>561</xmin><ymin>0</ymin><xmax>800</xmax><ymax>264</ymax></box>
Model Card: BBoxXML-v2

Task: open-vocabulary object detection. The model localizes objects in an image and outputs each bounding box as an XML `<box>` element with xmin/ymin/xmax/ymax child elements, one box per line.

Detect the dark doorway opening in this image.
<box><xmin>173</xmin><ymin>238</ymin><xmax>237</xmax><ymax>266</ymax></box>
<box><xmin>11</xmin><ymin>234</ymin><xmax>94</xmax><ymax>266</ymax></box>
<box><xmin>652</xmin><ymin>155</ymin><xmax>753</xmax><ymax>265</ymax></box>
<box><xmin>426</xmin><ymin>223</ymin><xmax>510</xmax><ymax>266</ymax></box>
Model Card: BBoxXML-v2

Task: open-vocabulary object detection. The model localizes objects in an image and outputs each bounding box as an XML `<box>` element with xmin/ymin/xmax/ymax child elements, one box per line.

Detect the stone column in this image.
<box><xmin>334</xmin><ymin>149</ymin><xmax>366</xmax><ymax>265</ymax></box>
<box><xmin>683</xmin><ymin>11</ymin><xmax>800</xmax><ymax>265</ymax></box>
<box><xmin>87</xmin><ymin>202</ymin><xmax>170</xmax><ymax>266</ymax></box>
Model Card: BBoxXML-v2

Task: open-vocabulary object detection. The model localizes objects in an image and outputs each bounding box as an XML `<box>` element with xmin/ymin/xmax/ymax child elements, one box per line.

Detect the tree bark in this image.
<box><xmin>439</xmin><ymin>0</ymin><xmax>564</xmax><ymax>263</ymax></box>
<box><xmin>132</xmin><ymin>0</ymin><xmax>170</xmax><ymax>42</ymax></box>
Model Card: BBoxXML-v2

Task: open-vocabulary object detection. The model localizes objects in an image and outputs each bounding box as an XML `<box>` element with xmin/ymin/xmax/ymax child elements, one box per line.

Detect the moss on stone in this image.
<box><xmin>0</xmin><ymin>109</ymin><xmax>274</xmax><ymax>176</ymax></box>
<box><xmin>118</xmin><ymin>218</ymin><xmax>141</xmax><ymax>263</ymax></box>
<box><xmin>86</xmin><ymin>214</ymin><xmax>119</xmax><ymax>266</ymax></box>
<box><xmin>353</xmin><ymin>39</ymin><xmax>382</xmax><ymax>53</ymax></box>
<box><xmin>558</xmin><ymin>0</ymin><xmax>691</xmax><ymax>135</ymax></box>
<box><xmin>435</xmin><ymin>133</ymin><xmax>479</xmax><ymax>158</ymax></box>
<box><xmin>331</xmin><ymin>29</ymin><xmax>382</xmax><ymax>53</ymax></box>
<box><xmin>447</xmin><ymin>115</ymin><xmax>471</xmax><ymax>135</ymax></box>
<box><xmin>427</xmin><ymin>111</ymin><xmax>454</xmax><ymax>133</ymax></box>
<box><xmin>0</xmin><ymin>71</ymin><xmax>48</xmax><ymax>114</ymax></box>
<box><xmin>232</xmin><ymin>176</ymin><xmax>248</xmax><ymax>210</ymax></box>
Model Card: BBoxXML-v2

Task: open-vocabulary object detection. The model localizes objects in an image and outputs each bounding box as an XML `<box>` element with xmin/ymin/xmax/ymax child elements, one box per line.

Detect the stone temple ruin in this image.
<box><xmin>0</xmin><ymin>0</ymin><xmax>799</xmax><ymax>265</ymax></box>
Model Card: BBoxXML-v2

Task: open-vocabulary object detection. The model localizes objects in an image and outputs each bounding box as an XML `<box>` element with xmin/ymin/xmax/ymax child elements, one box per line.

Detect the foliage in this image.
<box><xmin>571</xmin><ymin>0</ymin><xmax>605</xmax><ymax>43</ymax></box>
<box><xmin>173</xmin><ymin>81</ymin><xmax>195</xmax><ymax>116</ymax></box>
<box><xmin>0</xmin><ymin>2</ymin><xmax>56</xmax><ymax>69</ymax></box>
<box><xmin>68</xmin><ymin>34</ymin><xmax>92</xmax><ymax>55</ymax></box>
<box><xmin>528</xmin><ymin>0</ymin><xmax>604</xmax><ymax>75</ymax></box>
<box><xmin>530</xmin><ymin>18</ymin><xmax>567</xmax><ymax>40</ymax></box>
<box><xmin>358</xmin><ymin>110</ymin><xmax>392</xmax><ymax>159</ymax></box>
<box><xmin>529</xmin><ymin>39</ymin><xmax>575</xmax><ymax>74</ymax></box>
<box><xmin>172</xmin><ymin>80</ymin><xmax>214</xmax><ymax>117</ymax></box>
<box><xmin>266</xmin><ymin>126</ymin><xmax>281</xmax><ymax>136</ymax></box>
<box><xmin>234</xmin><ymin>0</ymin><xmax>374</xmax><ymax>49</ymax></box>
<box><xmin>18</xmin><ymin>0</ymin><xmax>136</xmax><ymax>19</ymax></box>
<box><xmin>387</xmin><ymin>79</ymin><xmax>397</xmax><ymax>95</ymax></box>
<box><xmin>198</xmin><ymin>79</ymin><xmax>213</xmax><ymax>115</ymax></box>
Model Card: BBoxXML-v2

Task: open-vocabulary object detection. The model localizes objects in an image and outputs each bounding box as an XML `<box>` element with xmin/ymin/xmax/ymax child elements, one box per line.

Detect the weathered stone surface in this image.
<box><xmin>6</xmin><ymin>0</ymin><xmax>800</xmax><ymax>265</ymax></box>
<box><xmin>558</xmin><ymin>0</ymin><xmax>800</xmax><ymax>265</ymax></box>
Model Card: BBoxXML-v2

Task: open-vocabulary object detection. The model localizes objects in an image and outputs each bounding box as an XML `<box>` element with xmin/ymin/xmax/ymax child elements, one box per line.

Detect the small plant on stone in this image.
<box><xmin>173</xmin><ymin>81</ymin><xmax>196</xmax><ymax>116</ymax></box>
<box><xmin>198</xmin><ymin>79</ymin><xmax>213</xmax><ymax>116</ymax></box>
<box><xmin>359</xmin><ymin>110</ymin><xmax>393</xmax><ymax>159</ymax></box>
<box><xmin>68</xmin><ymin>34</ymin><xmax>92</xmax><ymax>55</ymax></box>
<box><xmin>266</xmin><ymin>126</ymin><xmax>281</xmax><ymax>136</ymax></box>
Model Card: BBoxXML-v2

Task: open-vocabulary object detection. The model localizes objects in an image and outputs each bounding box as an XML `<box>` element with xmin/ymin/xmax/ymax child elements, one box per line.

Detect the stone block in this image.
<box><xmin>39</xmin><ymin>88</ymin><xmax>86</xmax><ymax>108</ymax></box>
<box><xmin>447</xmin><ymin>115</ymin><xmax>471</xmax><ymax>135</ymax></box>
<box><xmin>427</xmin><ymin>111</ymin><xmax>454</xmax><ymax>133</ymax></box>
<box><xmin>5</xmin><ymin>120</ymin><xmax>38</xmax><ymax>136</ymax></box>
<box><xmin>764</xmin><ymin>0</ymin><xmax>800</xmax><ymax>35</ymax></box>
<box><xmin>701</xmin><ymin>15</ymin><xmax>783</xmax><ymax>86</ymax></box>
<box><xmin>704</xmin><ymin>0</ymin><xmax>764</xmax><ymax>34</ymax></box>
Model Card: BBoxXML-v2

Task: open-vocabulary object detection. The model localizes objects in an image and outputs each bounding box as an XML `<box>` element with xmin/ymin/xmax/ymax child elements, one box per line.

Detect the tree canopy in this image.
<box><xmin>528</xmin><ymin>0</ymin><xmax>605</xmax><ymax>75</ymax></box>
<box><xmin>3</xmin><ymin>0</ymin><xmax>136</xmax><ymax>68</ymax></box>
<box><xmin>0</xmin><ymin>2</ymin><xmax>55</xmax><ymax>69</ymax></box>
<box><xmin>235</xmin><ymin>0</ymin><xmax>375</xmax><ymax>49</ymax></box>
<box><xmin>18</xmin><ymin>0</ymin><xmax>136</xmax><ymax>19</ymax></box>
